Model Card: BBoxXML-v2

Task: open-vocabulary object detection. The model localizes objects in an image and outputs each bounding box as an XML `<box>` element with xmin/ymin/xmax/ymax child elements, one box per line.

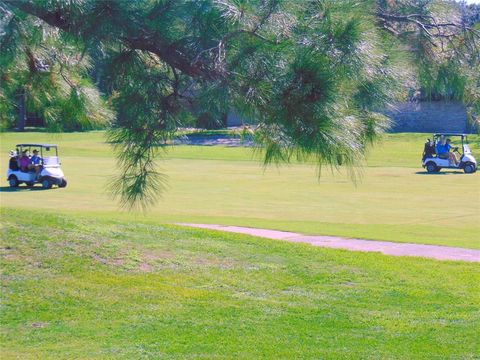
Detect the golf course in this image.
<box><xmin>1</xmin><ymin>131</ymin><xmax>479</xmax><ymax>358</ymax></box>
<box><xmin>2</xmin><ymin>0</ymin><xmax>480</xmax><ymax>357</ymax></box>
<box><xmin>1</xmin><ymin>131</ymin><xmax>479</xmax><ymax>247</ymax></box>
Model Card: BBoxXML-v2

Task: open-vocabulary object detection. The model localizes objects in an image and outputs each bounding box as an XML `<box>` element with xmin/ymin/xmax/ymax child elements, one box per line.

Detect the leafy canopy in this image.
<box><xmin>1</xmin><ymin>0</ymin><xmax>478</xmax><ymax>208</ymax></box>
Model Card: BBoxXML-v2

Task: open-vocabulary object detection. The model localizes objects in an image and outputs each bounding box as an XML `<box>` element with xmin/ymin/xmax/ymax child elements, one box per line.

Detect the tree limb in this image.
<box><xmin>4</xmin><ymin>0</ymin><xmax>221</xmax><ymax>80</ymax></box>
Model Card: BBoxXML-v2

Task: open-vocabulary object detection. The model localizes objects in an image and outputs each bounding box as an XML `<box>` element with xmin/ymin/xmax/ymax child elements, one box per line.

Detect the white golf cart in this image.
<box><xmin>422</xmin><ymin>133</ymin><xmax>477</xmax><ymax>174</ymax></box>
<box><xmin>7</xmin><ymin>143</ymin><xmax>67</xmax><ymax>189</ymax></box>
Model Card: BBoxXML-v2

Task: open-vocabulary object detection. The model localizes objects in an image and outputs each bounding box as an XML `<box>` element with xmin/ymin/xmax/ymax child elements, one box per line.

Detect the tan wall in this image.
<box><xmin>385</xmin><ymin>101</ymin><xmax>471</xmax><ymax>133</ymax></box>
<box><xmin>227</xmin><ymin>101</ymin><xmax>475</xmax><ymax>133</ymax></box>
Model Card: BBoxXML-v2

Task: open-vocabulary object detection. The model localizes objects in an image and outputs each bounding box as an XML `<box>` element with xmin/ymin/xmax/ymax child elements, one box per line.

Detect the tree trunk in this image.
<box><xmin>220</xmin><ymin>112</ymin><xmax>228</xmax><ymax>128</ymax></box>
<box><xmin>17</xmin><ymin>88</ymin><xmax>27</xmax><ymax>131</ymax></box>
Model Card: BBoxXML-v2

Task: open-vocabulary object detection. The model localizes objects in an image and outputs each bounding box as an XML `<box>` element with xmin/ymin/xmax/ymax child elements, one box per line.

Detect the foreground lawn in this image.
<box><xmin>1</xmin><ymin>209</ymin><xmax>479</xmax><ymax>359</ymax></box>
<box><xmin>1</xmin><ymin>131</ymin><xmax>479</xmax><ymax>248</ymax></box>
<box><xmin>1</xmin><ymin>210</ymin><xmax>480</xmax><ymax>359</ymax></box>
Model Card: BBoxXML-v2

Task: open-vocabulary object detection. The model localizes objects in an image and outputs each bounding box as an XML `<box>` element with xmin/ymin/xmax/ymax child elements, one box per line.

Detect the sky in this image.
<box><xmin>465</xmin><ymin>0</ymin><xmax>480</xmax><ymax>4</ymax></box>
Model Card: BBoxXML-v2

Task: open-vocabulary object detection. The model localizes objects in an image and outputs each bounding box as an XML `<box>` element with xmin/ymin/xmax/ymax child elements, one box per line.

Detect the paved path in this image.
<box><xmin>178</xmin><ymin>224</ymin><xmax>480</xmax><ymax>262</ymax></box>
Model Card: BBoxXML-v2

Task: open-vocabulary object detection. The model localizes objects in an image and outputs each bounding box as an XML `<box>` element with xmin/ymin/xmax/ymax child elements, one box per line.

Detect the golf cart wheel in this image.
<box><xmin>59</xmin><ymin>178</ymin><xmax>67</xmax><ymax>188</ymax></box>
<box><xmin>464</xmin><ymin>163</ymin><xmax>476</xmax><ymax>174</ymax></box>
<box><xmin>8</xmin><ymin>176</ymin><xmax>19</xmax><ymax>188</ymax></box>
<box><xmin>426</xmin><ymin>162</ymin><xmax>438</xmax><ymax>173</ymax></box>
<box><xmin>42</xmin><ymin>178</ymin><xmax>52</xmax><ymax>189</ymax></box>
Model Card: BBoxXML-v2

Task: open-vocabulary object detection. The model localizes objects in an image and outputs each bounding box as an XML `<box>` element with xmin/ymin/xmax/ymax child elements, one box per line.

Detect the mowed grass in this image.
<box><xmin>1</xmin><ymin>209</ymin><xmax>479</xmax><ymax>359</ymax></box>
<box><xmin>1</xmin><ymin>131</ymin><xmax>479</xmax><ymax>248</ymax></box>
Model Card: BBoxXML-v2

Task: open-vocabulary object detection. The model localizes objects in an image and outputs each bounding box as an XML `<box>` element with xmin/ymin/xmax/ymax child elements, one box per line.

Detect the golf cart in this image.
<box><xmin>422</xmin><ymin>133</ymin><xmax>477</xmax><ymax>174</ymax></box>
<box><xmin>7</xmin><ymin>143</ymin><xmax>67</xmax><ymax>189</ymax></box>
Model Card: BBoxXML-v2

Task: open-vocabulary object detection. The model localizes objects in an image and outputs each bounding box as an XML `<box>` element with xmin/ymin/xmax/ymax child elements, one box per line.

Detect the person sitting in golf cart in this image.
<box><xmin>436</xmin><ymin>138</ymin><xmax>459</xmax><ymax>166</ymax></box>
<box><xmin>31</xmin><ymin>149</ymin><xmax>43</xmax><ymax>178</ymax></box>
<box><xmin>18</xmin><ymin>150</ymin><xmax>32</xmax><ymax>172</ymax></box>
<box><xmin>31</xmin><ymin>149</ymin><xmax>42</xmax><ymax>165</ymax></box>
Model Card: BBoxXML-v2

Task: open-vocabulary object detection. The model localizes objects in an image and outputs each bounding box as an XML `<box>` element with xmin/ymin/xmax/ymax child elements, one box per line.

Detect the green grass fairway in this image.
<box><xmin>1</xmin><ymin>210</ymin><xmax>479</xmax><ymax>359</ymax></box>
<box><xmin>1</xmin><ymin>131</ymin><xmax>479</xmax><ymax>248</ymax></box>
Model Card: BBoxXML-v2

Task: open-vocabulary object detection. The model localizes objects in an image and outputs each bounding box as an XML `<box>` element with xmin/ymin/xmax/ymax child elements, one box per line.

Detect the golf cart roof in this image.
<box><xmin>433</xmin><ymin>133</ymin><xmax>468</xmax><ymax>137</ymax></box>
<box><xmin>16</xmin><ymin>143</ymin><xmax>58</xmax><ymax>147</ymax></box>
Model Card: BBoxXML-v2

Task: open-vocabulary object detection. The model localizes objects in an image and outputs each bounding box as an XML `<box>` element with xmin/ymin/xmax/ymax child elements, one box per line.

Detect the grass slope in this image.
<box><xmin>1</xmin><ymin>131</ymin><xmax>479</xmax><ymax>248</ymax></box>
<box><xmin>1</xmin><ymin>209</ymin><xmax>479</xmax><ymax>359</ymax></box>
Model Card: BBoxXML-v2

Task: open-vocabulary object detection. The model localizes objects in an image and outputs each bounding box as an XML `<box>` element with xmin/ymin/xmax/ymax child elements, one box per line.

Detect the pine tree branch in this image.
<box><xmin>4</xmin><ymin>0</ymin><xmax>222</xmax><ymax>80</ymax></box>
<box><xmin>376</xmin><ymin>10</ymin><xmax>480</xmax><ymax>40</ymax></box>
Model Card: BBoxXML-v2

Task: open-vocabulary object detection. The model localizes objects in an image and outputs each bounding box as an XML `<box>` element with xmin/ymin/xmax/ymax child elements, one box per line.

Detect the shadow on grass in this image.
<box><xmin>0</xmin><ymin>186</ymin><xmax>51</xmax><ymax>192</ymax></box>
<box><xmin>415</xmin><ymin>171</ymin><xmax>465</xmax><ymax>175</ymax></box>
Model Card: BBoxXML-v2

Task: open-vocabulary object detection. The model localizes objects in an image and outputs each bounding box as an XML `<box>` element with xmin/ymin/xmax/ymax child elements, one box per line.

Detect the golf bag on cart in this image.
<box><xmin>422</xmin><ymin>139</ymin><xmax>436</xmax><ymax>161</ymax></box>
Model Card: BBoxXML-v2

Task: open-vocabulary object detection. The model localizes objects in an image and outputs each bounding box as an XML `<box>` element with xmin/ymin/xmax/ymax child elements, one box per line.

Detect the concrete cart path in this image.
<box><xmin>177</xmin><ymin>223</ymin><xmax>480</xmax><ymax>262</ymax></box>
